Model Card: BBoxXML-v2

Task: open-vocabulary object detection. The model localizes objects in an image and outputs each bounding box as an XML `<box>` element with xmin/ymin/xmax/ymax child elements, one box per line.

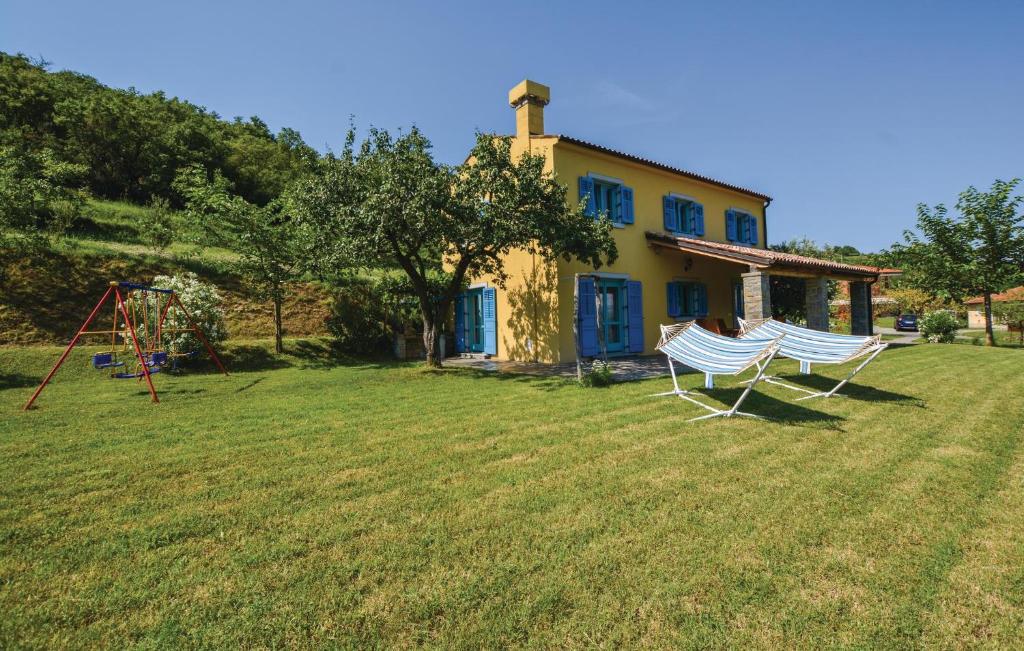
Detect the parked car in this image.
<box><xmin>894</xmin><ymin>314</ymin><xmax>919</xmax><ymax>331</ymax></box>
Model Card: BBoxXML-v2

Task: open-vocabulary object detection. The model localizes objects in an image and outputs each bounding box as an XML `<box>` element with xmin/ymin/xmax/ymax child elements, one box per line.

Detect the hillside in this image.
<box><xmin>1</xmin><ymin>200</ymin><xmax>331</xmax><ymax>345</ymax></box>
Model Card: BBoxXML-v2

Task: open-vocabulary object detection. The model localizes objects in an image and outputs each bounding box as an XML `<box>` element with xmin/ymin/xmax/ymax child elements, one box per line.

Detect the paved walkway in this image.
<box><xmin>875</xmin><ymin>326</ymin><xmax>920</xmax><ymax>345</ymax></box>
<box><xmin>445</xmin><ymin>355</ymin><xmax>670</xmax><ymax>381</ymax></box>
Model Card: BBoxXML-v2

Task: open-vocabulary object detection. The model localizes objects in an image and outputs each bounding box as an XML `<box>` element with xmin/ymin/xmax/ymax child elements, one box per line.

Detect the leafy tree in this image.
<box><xmin>992</xmin><ymin>299</ymin><xmax>1024</xmax><ymax>345</ymax></box>
<box><xmin>175</xmin><ymin>165</ymin><xmax>303</xmax><ymax>353</ymax></box>
<box><xmin>1</xmin><ymin>51</ymin><xmax>319</xmax><ymax>208</ymax></box>
<box><xmin>140</xmin><ymin>196</ymin><xmax>176</xmax><ymax>255</ymax></box>
<box><xmin>290</xmin><ymin>128</ymin><xmax>618</xmax><ymax>367</ymax></box>
<box><xmin>0</xmin><ymin>140</ymin><xmax>87</xmax><ymax>260</ymax></box>
<box><xmin>885</xmin><ymin>286</ymin><xmax>939</xmax><ymax>316</ymax></box>
<box><xmin>894</xmin><ymin>179</ymin><xmax>1024</xmax><ymax>346</ymax></box>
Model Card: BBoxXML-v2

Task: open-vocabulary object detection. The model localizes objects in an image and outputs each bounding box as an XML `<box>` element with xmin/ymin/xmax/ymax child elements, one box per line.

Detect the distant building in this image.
<box><xmin>964</xmin><ymin>286</ymin><xmax>1024</xmax><ymax>328</ymax></box>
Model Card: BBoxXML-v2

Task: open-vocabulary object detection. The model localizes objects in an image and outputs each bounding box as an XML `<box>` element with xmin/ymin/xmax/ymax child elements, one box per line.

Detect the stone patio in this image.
<box><xmin>444</xmin><ymin>355</ymin><xmax>672</xmax><ymax>381</ymax></box>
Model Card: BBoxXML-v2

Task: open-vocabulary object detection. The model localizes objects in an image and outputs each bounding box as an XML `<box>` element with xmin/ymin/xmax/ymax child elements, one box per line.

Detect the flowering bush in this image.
<box><xmin>132</xmin><ymin>273</ymin><xmax>226</xmax><ymax>354</ymax></box>
<box><xmin>919</xmin><ymin>310</ymin><xmax>959</xmax><ymax>343</ymax></box>
<box><xmin>579</xmin><ymin>359</ymin><xmax>614</xmax><ymax>387</ymax></box>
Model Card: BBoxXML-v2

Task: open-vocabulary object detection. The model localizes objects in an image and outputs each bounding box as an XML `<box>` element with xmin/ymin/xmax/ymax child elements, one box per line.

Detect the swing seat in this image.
<box><xmin>111</xmin><ymin>367</ymin><xmax>161</xmax><ymax>380</ymax></box>
<box><xmin>148</xmin><ymin>351</ymin><xmax>168</xmax><ymax>366</ymax></box>
<box><xmin>92</xmin><ymin>353</ymin><xmax>125</xmax><ymax>369</ymax></box>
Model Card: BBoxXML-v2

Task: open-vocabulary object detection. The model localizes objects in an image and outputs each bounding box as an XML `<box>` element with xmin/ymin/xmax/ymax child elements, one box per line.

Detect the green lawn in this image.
<box><xmin>2</xmin><ymin>340</ymin><xmax>1023</xmax><ymax>648</ymax></box>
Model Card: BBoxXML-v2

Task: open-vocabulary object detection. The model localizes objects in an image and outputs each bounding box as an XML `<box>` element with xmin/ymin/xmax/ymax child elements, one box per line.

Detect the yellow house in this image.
<box><xmin>454</xmin><ymin>80</ymin><xmax>881</xmax><ymax>363</ymax></box>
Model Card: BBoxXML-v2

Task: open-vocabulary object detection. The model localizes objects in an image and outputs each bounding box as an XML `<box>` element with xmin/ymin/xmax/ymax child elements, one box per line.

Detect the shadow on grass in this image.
<box><xmin>426</xmin><ymin>366</ymin><xmax>574</xmax><ymax>393</ymax></box>
<box><xmin>234</xmin><ymin>377</ymin><xmax>265</xmax><ymax>393</ymax></box>
<box><xmin>772</xmin><ymin>373</ymin><xmax>924</xmax><ymax>406</ymax></box>
<box><xmin>697</xmin><ymin>387</ymin><xmax>846</xmax><ymax>429</ymax></box>
<box><xmin>0</xmin><ymin>373</ymin><xmax>39</xmax><ymax>390</ymax></box>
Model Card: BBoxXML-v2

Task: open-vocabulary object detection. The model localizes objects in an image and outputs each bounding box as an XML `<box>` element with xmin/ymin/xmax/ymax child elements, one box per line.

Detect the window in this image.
<box><xmin>594</xmin><ymin>180</ymin><xmax>620</xmax><ymax>223</ymax></box>
<box><xmin>662</xmin><ymin>196</ymin><xmax>704</xmax><ymax>236</ymax></box>
<box><xmin>579</xmin><ymin>176</ymin><xmax>634</xmax><ymax>225</ymax></box>
<box><xmin>726</xmin><ymin>209</ymin><xmax>759</xmax><ymax>246</ymax></box>
<box><xmin>667</xmin><ymin>281</ymin><xmax>708</xmax><ymax>318</ymax></box>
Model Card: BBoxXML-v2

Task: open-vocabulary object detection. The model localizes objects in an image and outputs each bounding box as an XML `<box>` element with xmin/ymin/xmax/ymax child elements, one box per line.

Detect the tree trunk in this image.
<box><xmin>983</xmin><ymin>292</ymin><xmax>996</xmax><ymax>347</ymax></box>
<box><xmin>273</xmin><ymin>296</ymin><xmax>283</xmax><ymax>354</ymax></box>
<box><xmin>422</xmin><ymin>316</ymin><xmax>441</xmax><ymax>368</ymax></box>
<box><xmin>573</xmin><ymin>276</ymin><xmax>582</xmax><ymax>381</ymax></box>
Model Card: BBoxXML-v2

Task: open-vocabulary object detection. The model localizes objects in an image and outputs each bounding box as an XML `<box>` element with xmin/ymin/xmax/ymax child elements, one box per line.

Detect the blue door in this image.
<box><xmin>599</xmin><ymin>279</ymin><xmax>626</xmax><ymax>353</ymax></box>
<box><xmin>465</xmin><ymin>288</ymin><xmax>484</xmax><ymax>353</ymax></box>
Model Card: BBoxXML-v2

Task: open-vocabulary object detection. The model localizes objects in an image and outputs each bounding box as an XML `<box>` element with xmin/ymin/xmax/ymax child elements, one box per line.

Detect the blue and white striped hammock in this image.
<box><xmin>737</xmin><ymin>318</ymin><xmax>888</xmax><ymax>399</ymax></box>
<box><xmin>653</xmin><ymin>322</ymin><xmax>782</xmax><ymax>421</ymax></box>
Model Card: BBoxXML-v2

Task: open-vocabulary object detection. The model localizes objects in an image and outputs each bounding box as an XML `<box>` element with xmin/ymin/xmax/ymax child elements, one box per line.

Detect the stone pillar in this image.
<box><xmin>741</xmin><ymin>270</ymin><xmax>772</xmax><ymax>321</ymax></box>
<box><xmin>850</xmin><ymin>281</ymin><xmax>873</xmax><ymax>336</ymax></box>
<box><xmin>804</xmin><ymin>276</ymin><xmax>830</xmax><ymax>332</ymax></box>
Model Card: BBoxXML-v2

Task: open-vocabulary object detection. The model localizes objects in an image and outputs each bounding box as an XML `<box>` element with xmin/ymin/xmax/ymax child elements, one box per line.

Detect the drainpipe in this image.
<box><xmin>762</xmin><ymin>197</ymin><xmax>772</xmax><ymax>249</ymax></box>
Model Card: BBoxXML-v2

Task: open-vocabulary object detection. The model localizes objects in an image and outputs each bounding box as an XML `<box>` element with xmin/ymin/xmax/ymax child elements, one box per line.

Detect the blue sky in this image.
<box><xmin>3</xmin><ymin>0</ymin><xmax>1022</xmax><ymax>251</ymax></box>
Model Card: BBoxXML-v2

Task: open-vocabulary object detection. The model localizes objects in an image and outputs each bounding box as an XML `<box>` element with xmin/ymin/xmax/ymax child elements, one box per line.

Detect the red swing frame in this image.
<box><xmin>23</xmin><ymin>281</ymin><xmax>228</xmax><ymax>410</ymax></box>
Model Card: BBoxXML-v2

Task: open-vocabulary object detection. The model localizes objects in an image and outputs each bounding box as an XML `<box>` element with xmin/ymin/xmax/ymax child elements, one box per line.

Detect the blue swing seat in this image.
<box><xmin>112</xmin><ymin>367</ymin><xmax>161</xmax><ymax>379</ymax></box>
<box><xmin>92</xmin><ymin>353</ymin><xmax>125</xmax><ymax>370</ymax></box>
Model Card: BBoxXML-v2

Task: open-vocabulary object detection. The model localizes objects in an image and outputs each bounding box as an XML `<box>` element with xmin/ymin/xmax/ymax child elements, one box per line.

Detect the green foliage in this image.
<box><xmin>0</xmin><ymin>52</ymin><xmax>317</xmax><ymax>207</ymax></box>
<box><xmin>174</xmin><ymin>164</ymin><xmax>305</xmax><ymax>352</ymax></box>
<box><xmin>0</xmin><ymin>140</ymin><xmax>87</xmax><ymax>256</ymax></box>
<box><xmin>291</xmin><ymin>128</ymin><xmax>618</xmax><ymax>366</ymax></box>
<box><xmin>886</xmin><ymin>287</ymin><xmax>941</xmax><ymax>315</ymax></box>
<box><xmin>919</xmin><ymin>311</ymin><xmax>959</xmax><ymax>343</ymax></box>
<box><xmin>139</xmin><ymin>196</ymin><xmax>176</xmax><ymax>254</ymax></box>
<box><xmin>992</xmin><ymin>300</ymin><xmax>1024</xmax><ymax>345</ymax></box>
<box><xmin>578</xmin><ymin>359</ymin><xmax>614</xmax><ymax>387</ymax></box>
<box><xmin>326</xmin><ymin>277</ymin><xmax>392</xmax><ymax>355</ymax></box>
<box><xmin>892</xmin><ymin>179</ymin><xmax>1024</xmax><ymax>344</ymax></box>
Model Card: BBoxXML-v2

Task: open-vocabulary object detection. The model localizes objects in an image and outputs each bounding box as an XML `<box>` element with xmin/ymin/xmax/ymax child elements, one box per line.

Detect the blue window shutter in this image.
<box><xmin>454</xmin><ymin>294</ymin><xmax>467</xmax><ymax>353</ymax></box>
<box><xmin>694</xmin><ymin>203</ymin><xmax>705</xmax><ymax>236</ymax></box>
<box><xmin>663</xmin><ymin>196</ymin><xmax>676</xmax><ymax>231</ymax></box>
<box><xmin>621</xmin><ymin>186</ymin><xmax>634</xmax><ymax>224</ymax></box>
<box><xmin>666</xmin><ymin>281</ymin><xmax>681</xmax><ymax>317</ymax></box>
<box><xmin>579</xmin><ymin>176</ymin><xmax>596</xmax><ymax>217</ymax></box>
<box><xmin>748</xmin><ymin>215</ymin><xmax>759</xmax><ymax>246</ymax></box>
<box><xmin>725</xmin><ymin>210</ymin><xmax>737</xmax><ymax>242</ymax></box>
<box><xmin>627</xmin><ymin>281</ymin><xmax>644</xmax><ymax>353</ymax></box>
<box><xmin>482</xmin><ymin>287</ymin><xmax>497</xmax><ymax>355</ymax></box>
<box><xmin>697</xmin><ymin>284</ymin><xmax>709</xmax><ymax>317</ymax></box>
<box><xmin>577</xmin><ymin>277</ymin><xmax>599</xmax><ymax>356</ymax></box>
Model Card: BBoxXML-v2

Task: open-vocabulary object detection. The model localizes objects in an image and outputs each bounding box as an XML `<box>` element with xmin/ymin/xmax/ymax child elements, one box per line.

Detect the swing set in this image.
<box><xmin>23</xmin><ymin>281</ymin><xmax>228</xmax><ymax>410</ymax></box>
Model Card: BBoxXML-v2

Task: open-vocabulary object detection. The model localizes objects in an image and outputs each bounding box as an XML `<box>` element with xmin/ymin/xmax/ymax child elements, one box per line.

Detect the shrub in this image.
<box><xmin>327</xmin><ymin>277</ymin><xmax>392</xmax><ymax>355</ymax></box>
<box><xmin>136</xmin><ymin>272</ymin><xmax>227</xmax><ymax>355</ymax></box>
<box><xmin>579</xmin><ymin>360</ymin><xmax>614</xmax><ymax>387</ymax></box>
<box><xmin>919</xmin><ymin>310</ymin><xmax>959</xmax><ymax>343</ymax></box>
<box><xmin>141</xmin><ymin>197</ymin><xmax>176</xmax><ymax>254</ymax></box>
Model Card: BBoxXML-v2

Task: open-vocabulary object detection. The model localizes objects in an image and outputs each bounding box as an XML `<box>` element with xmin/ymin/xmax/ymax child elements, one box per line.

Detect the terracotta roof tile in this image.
<box><xmin>645</xmin><ymin>231</ymin><xmax>884</xmax><ymax>278</ymax></box>
<box><xmin>964</xmin><ymin>286</ymin><xmax>1024</xmax><ymax>305</ymax></box>
<box><xmin>541</xmin><ymin>135</ymin><xmax>772</xmax><ymax>202</ymax></box>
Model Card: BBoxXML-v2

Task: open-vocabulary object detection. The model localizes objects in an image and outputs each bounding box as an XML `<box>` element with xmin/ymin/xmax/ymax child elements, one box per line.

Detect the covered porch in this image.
<box><xmin>646</xmin><ymin>231</ymin><xmax>882</xmax><ymax>335</ymax></box>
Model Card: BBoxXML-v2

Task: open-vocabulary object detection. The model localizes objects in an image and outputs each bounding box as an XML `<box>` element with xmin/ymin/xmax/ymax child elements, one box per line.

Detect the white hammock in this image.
<box><xmin>653</xmin><ymin>322</ymin><xmax>782</xmax><ymax>421</ymax></box>
<box><xmin>737</xmin><ymin>318</ymin><xmax>888</xmax><ymax>400</ymax></box>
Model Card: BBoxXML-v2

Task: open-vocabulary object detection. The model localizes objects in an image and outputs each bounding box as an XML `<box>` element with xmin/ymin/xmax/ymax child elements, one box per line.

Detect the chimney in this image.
<box><xmin>508</xmin><ymin>79</ymin><xmax>550</xmax><ymax>138</ymax></box>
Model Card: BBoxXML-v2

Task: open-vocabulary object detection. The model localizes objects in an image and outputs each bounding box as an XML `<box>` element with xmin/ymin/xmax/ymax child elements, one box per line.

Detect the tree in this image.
<box><xmin>894</xmin><ymin>179</ymin><xmax>1024</xmax><ymax>346</ymax></box>
<box><xmin>0</xmin><ymin>140</ymin><xmax>87</xmax><ymax>255</ymax></box>
<box><xmin>175</xmin><ymin>165</ymin><xmax>303</xmax><ymax>353</ymax></box>
<box><xmin>141</xmin><ymin>196</ymin><xmax>176</xmax><ymax>255</ymax></box>
<box><xmin>992</xmin><ymin>299</ymin><xmax>1024</xmax><ymax>345</ymax></box>
<box><xmin>290</xmin><ymin>128</ymin><xmax>618</xmax><ymax>367</ymax></box>
<box><xmin>885</xmin><ymin>286</ymin><xmax>938</xmax><ymax>316</ymax></box>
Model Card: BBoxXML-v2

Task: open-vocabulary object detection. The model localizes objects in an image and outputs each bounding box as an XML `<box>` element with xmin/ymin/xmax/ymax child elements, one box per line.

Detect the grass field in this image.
<box><xmin>2</xmin><ymin>340</ymin><xmax>1024</xmax><ymax>648</ymax></box>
